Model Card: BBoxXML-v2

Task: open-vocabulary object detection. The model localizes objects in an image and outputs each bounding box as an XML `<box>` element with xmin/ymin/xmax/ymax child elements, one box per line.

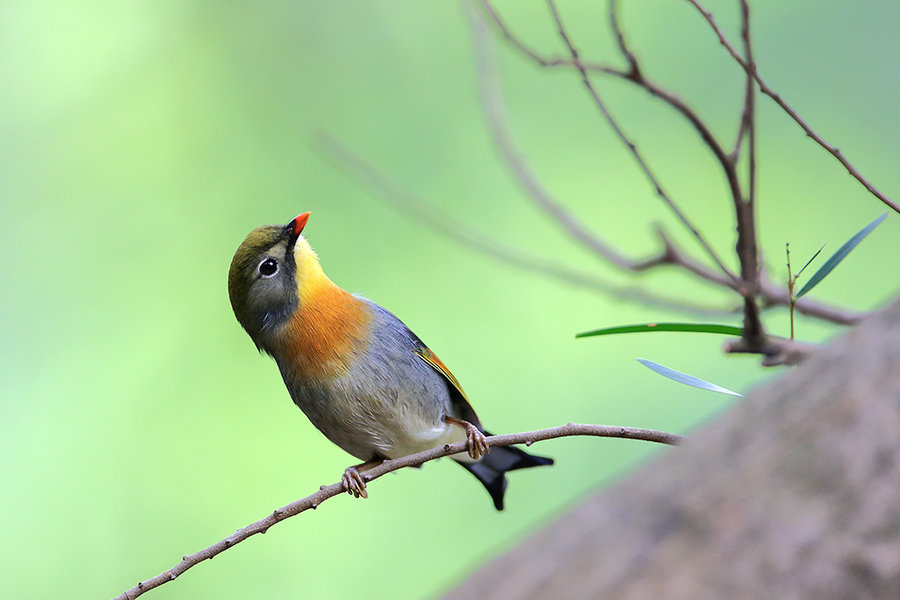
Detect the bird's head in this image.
<box><xmin>228</xmin><ymin>212</ymin><xmax>322</xmax><ymax>350</ymax></box>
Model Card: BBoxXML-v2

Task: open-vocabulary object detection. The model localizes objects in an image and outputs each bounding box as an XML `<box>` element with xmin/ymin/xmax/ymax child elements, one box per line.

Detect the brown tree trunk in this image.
<box><xmin>445</xmin><ymin>297</ymin><xmax>900</xmax><ymax>599</ymax></box>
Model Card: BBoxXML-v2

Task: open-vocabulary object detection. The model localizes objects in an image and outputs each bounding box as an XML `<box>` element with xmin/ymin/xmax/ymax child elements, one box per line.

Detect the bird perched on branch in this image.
<box><xmin>228</xmin><ymin>212</ymin><xmax>552</xmax><ymax>510</ymax></box>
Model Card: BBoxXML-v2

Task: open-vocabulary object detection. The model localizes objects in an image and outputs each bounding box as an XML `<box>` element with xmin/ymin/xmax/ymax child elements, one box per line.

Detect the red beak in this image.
<box><xmin>289</xmin><ymin>212</ymin><xmax>310</xmax><ymax>237</ymax></box>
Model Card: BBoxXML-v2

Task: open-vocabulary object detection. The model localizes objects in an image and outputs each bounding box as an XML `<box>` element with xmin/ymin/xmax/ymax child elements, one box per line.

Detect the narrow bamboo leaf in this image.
<box><xmin>795</xmin><ymin>244</ymin><xmax>825</xmax><ymax>278</ymax></box>
<box><xmin>636</xmin><ymin>358</ymin><xmax>744</xmax><ymax>397</ymax></box>
<box><xmin>795</xmin><ymin>213</ymin><xmax>887</xmax><ymax>298</ymax></box>
<box><xmin>576</xmin><ymin>322</ymin><xmax>743</xmax><ymax>338</ymax></box>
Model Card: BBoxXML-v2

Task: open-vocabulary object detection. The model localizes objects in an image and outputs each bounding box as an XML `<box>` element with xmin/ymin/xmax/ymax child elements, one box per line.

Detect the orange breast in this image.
<box><xmin>280</xmin><ymin>283</ymin><xmax>371</xmax><ymax>380</ymax></box>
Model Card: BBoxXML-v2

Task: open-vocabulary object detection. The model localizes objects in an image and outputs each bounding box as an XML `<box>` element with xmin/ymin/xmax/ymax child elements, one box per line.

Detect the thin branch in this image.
<box><xmin>478</xmin><ymin>0</ymin><xmax>620</xmax><ymax>74</ymax></box>
<box><xmin>316</xmin><ymin>134</ymin><xmax>733</xmax><ymax>318</ymax></box>
<box><xmin>606</xmin><ymin>0</ymin><xmax>765</xmax><ymax>343</ymax></box>
<box><xmin>477</xmin><ymin>1</ymin><xmax>744</xmax><ymax>284</ymax></box>
<box><xmin>758</xmin><ymin>278</ymin><xmax>863</xmax><ymax>325</ymax></box>
<box><xmin>543</xmin><ymin>0</ymin><xmax>738</xmax><ymax>284</ymax></box>
<box><xmin>481</xmin><ymin>0</ymin><xmax>728</xmax><ymax>176</ymax></box>
<box><xmin>112</xmin><ymin>423</ymin><xmax>683</xmax><ymax>600</ymax></box>
<box><xmin>476</xmin><ymin>0</ymin><xmax>862</xmax><ymax>328</ymax></box>
<box><xmin>471</xmin><ymin>0</ymin><xmax>739</xmax><ymax>287</ymax></box>
<box><xmin>659</xmin><ymin>227</ymin><xmax>863</xmax><ymax>324</ymax></box>
<box><xmin>684</xmin><ymin>0</ymin><xmax>899</xmax><ymax>215</ymax></box>
<box><xmin>606</xmin><ymin>0</ymin><xmax>739</xmax><ymax>198</ymax></box>
<box><xmin>740</xmin><ymin>0</ymin><xmax>758</xmax><ymax>216</ymax></box>
<box><xmin>318</xmin><ymin>135</ymin><xmax>860</xmax><ymax>324</ymax></box>
<box><xmin>468</xmin><ymin>0</ymin><xmax>649</xmax><ymax>271</ymax></box>
<box><xmin>732</xmin><ymin>0</ymin><xmax>764</xmax><ymax>349</ymax></box>
<box><xmin>607</xmin><ymin>0</ymin><xmax>639</xmax><ymax>76</ymax></box>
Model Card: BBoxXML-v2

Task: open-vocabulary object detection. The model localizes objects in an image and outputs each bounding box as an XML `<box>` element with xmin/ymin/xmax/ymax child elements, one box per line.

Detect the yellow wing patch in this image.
<box><xmin>414</xmin><ymin>346</ymin><xmax>470</xmax><ymax>402</ymax></box>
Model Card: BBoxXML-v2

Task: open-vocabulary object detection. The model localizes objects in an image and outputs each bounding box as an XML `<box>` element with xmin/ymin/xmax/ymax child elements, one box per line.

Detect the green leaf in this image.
<box><xmin>795</xmin><ymin>213</ymin><xmax>887</xmax><ymax>298</ymax></box>
<box><xmin>576</xmin><ymin>322</ymin><xmax>743</xmax><ymax>338</ymax></box>
<box><xmin>795</xmin><ymin>244</ymin><xmax>825</xmax><ymax>279</ymax></box>
<box><xmin>636</xmin><ymin>359</ymin><xmax>744</xmax><ymax>397</ymax></box>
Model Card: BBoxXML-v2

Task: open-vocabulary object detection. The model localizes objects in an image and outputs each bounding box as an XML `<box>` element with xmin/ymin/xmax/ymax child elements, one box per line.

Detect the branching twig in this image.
<box><xmin>656</xmin><ymin>230</ymin><xmax>864</xmax><ymax>324</ymax></box>
<box><xmin>469</xmin><ymin>0</ymin><xmax>653</xmax><ymax>272</ymax></box>
<box><xmin>684</xmin><ymin>0</ymin><xmax>899</xmax><ymax>215</ymax></box>
<box><xmin>757</xmin><ymin>277</ymin><xmax>861</xmax><ymax>325</ymax></box>
<box><xmin>543</xmin><ymin>0</ymin><xmax>738</xmax><ymax>283</ymax></box>
<box><xmin>320</xmin><ymin>131</ymin><xmax>860</xmax><ymax>324</ymax></box>
<box><xmin>316</xmin><ymin>134</ymin><xmax>733</xmax><ymax>318</ymax></box>
<box><xmin>112</xmin><ymin>423</ymin><xmax>683</xmax><ymax>600</ymax></box>
<box><xmin>317</xmin><ymin>4</ymin><xmax>863</xmax><ymax>336</ymax></box>
<box><xmin>605</xmin><ymin>0</ymin><xmax>740</xmax><ymax>205</ymax></box>
<box><xmin>606</xmin><ymin>0</ymin><xmax>763</xmax><ymax>347</ymax></box>
<box><xmin>732</xmin><ymin>0</ymin><xmax>764</xmax><ymax>349</ymax></box>
<box><xmin>480</xmin><ymin>0</ymin><xmax>727</xmax><ymax>196</ymax></box>
<box><xmin>478</xmin><ymin>0</ymin><xmax>619</xmax><ymax>74</ymax></box>
<box><xmin>475</xmin><ymin>2</ymin><xmax>865</xmax><ymax>330</ymax></box>
<box><xmin>321</xmin><ymin>134</ymin><xmax>862</xmax><ymax>324</ymax></box>
<box><xmin>475</xmin><ymin>0</ymin><xmax>871</xmax><ymax>329</ymax></box>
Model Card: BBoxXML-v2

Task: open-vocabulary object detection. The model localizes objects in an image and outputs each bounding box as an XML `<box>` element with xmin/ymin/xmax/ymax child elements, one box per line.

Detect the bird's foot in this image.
<box><xmin>341</xmin><ymin>459</ymin><xmax>382</xmax><ymax>499</ymax></box>
<box><xmin>465</xmin><ymin>424</ymin><xmax>490</xmax><ymax>460</ymax></box>
<box><xmin>444</xmin><ymin>416</ymin><xmax>490</xmax><ymax>460</ymax></box>
<box><xmin>341</xmin><ymin>466</ymin><xmax>369</xmax><ymax>499</ymax></box>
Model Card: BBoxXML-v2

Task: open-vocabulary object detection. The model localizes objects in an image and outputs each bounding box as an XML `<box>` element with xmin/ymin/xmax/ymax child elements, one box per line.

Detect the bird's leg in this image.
<box><xmin>341</xmin><ymin>459</ymin><xmax>382</xmax><ymax>499</ymax></box>
<box><xmin>443</xmin><ymin>415</ymin><xmax>490</xmax><ymax>460</ymax></box>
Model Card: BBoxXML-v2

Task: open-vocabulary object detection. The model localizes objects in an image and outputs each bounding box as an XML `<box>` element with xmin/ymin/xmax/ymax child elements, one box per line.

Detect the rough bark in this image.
<box><xmin>445</xmin><ymin>296</ymin><xmax>900</xmax><ymax>600</ymax></box>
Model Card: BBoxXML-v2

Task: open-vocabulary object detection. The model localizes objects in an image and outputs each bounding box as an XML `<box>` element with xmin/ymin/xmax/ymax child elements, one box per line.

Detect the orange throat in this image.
<box><xmin>277</xmin><ymin>241</ymin><xmax>370</xmax><ymax>380</ymax></box>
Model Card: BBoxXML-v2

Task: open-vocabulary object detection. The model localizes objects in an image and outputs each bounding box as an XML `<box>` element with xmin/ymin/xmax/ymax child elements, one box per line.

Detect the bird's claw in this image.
<box><xmin>341</xmin><ymin>467</ymin><xmax>368</xmax><ymax>499</ymax></box>
<box><xmin>465</xmin><ymin>423</ymin><xmax>490</xmax><ymax>460</ymax></box>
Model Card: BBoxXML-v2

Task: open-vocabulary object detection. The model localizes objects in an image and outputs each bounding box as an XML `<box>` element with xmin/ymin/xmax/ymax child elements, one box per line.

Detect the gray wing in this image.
<box><xmin>364</xmin><ymin>300</ymin><xmax>482</xmax><ymax>429</ymax></box>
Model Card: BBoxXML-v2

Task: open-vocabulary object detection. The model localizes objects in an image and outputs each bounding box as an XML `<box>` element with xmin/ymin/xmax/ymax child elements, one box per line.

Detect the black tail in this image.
<box><xmin>457</xmin><ymin>442</ymin><xmax>554</xmax><ymax>511</ymax></box>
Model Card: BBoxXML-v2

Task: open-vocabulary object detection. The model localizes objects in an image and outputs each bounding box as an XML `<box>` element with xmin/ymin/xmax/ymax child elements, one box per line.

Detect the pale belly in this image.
<box><xmin>326</xmin><ymin>402</ymin><xmax>472</xmax><ymax>463</ymax></box>
<box><xmin>288</xmin><ymin>378</ymin><xmax>474</xmax><ymax>463</ymax></box>
<box><xmin>384</xmin><ymin>418</ymin><xmax>471</xmax><ymax>461</ymax></box>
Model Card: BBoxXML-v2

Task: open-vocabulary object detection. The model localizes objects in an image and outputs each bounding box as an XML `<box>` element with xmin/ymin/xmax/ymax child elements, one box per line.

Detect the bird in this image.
<box><xmin>227</xmin><ymin>212</ymin><xmax>553</xmax><ymax>510</ymax></box>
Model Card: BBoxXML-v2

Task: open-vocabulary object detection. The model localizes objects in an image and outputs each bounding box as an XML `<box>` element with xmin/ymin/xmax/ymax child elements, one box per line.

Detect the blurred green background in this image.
<box><xmin>1</xmin><ymin>1</ymin><xmax>897</xmax><ymax>598</ymax></box>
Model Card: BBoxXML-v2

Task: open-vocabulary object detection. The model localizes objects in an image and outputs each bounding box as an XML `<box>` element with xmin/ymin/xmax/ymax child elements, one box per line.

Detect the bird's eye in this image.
<box><xmin>258</xmin><ymin>257</ymin><xmax>278</xmax><ymax>277</ymax></box>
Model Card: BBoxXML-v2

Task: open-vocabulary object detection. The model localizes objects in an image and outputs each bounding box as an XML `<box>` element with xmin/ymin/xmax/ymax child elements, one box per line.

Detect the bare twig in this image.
<box><xmin>316</xmin><ymin>134</ymin><xmax>733</xmax><ymax>317</ymax></box>
<box><xmin>732</xmin><ymin>0</ymin><xmax>764</xmax><ymax>349</ymax></box>
<box><xmin>605</xmin><ymin>0</ymin><xmax>739</xmax><ymax>203</ymax></box>
<box><xmin>684</xmin><ymin>0</ymin><xmax>899</xmax><ymax>215</ymax></box>
<box><xmin>786</xmin><ymin>243</ymin><xmax>797</xmax><ymax>339</ymax></box>
<box><xmin>481</xmin><ymin>0</ymin><xmax>731</xmax><ymax>196</ymax></box>
<box><xmin>317</xmin><ymin>135</ymin><xmax>859</xmax><ymax>325</ymax></box>
<box><xmin>475</xmin><ymin>0</ymin><xmax>872</xmax><ymax>328</ymax></box>
<box><xmin>543</xmin><ymin>0</ymin><xmax>738</xmax><ymax>283</ymax></box>
<box><xmin>469</xmin><ymin>0</ymin><xmax>653</xmax><ymax>272</ymax></box>
<box><xmin>758</xmin><ymin>278</ymin><xmax>862</xmax><ymax>325</ymax></box>
<box><xmin>656</xmin><ymin>227</ymin><xmax>863</xmax><ymax>324</ymax></box>
<box><xmin>478</xmin><ymin>0</ymin><xmax>619</xmax><ymax>74</ymax></box>
<box><xmin>320</xmin><ymin>4</ymin><xmax>862</xmax><ymax>328</ymax></box>
<box><xmin>606</xmin><ymin>0</ymin><xmax>762</xmax><ymax>346</ymax></box>
<box><xmin>112</xmin><ymin>423</ymin><xmax>683</xmax><ymax>600</ymax></box>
